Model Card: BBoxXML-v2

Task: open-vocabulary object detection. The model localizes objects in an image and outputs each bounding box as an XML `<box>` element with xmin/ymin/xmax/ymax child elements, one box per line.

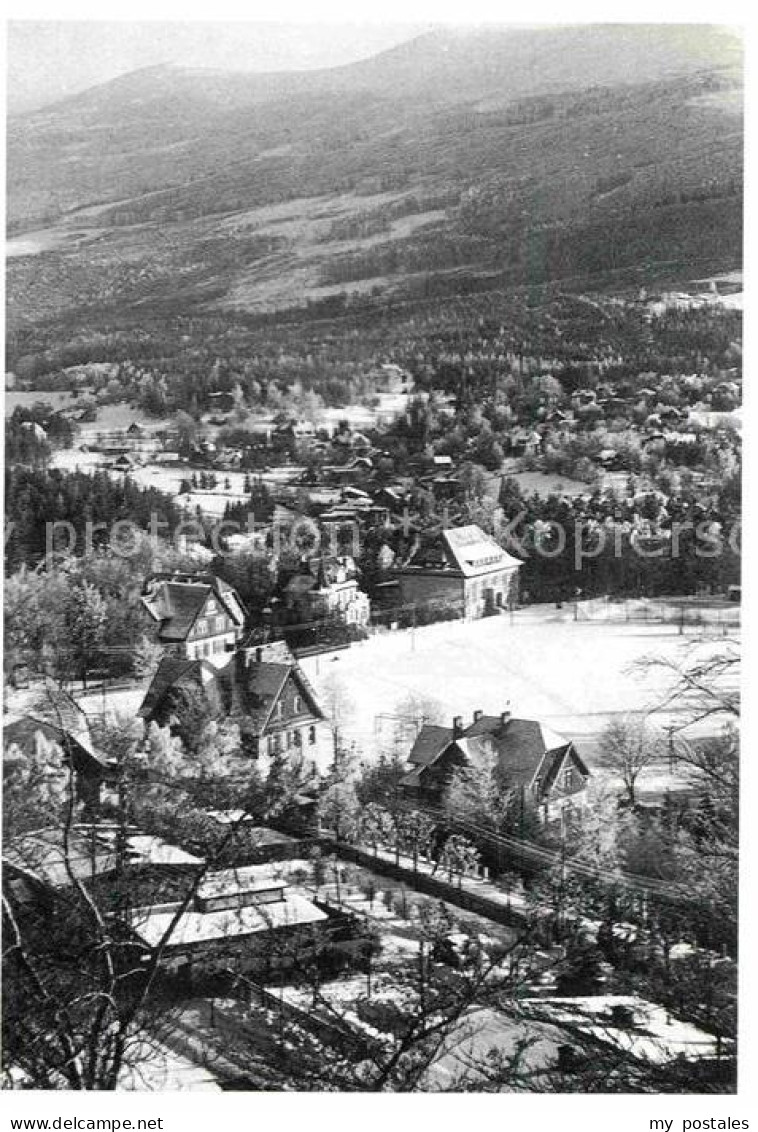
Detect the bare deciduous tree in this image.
<box><xmin>597</xmin><ymin>716</ymin><xmax>662</xmax><ymax>809</ymax></box>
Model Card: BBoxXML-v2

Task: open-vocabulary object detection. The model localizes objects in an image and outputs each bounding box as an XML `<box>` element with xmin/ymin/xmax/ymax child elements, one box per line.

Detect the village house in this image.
<box><xmin>400</xmin><ymin>708</ymin><xmax>590</xmax><ymax>821</ymax></box>
<box><xmin>331</xmin><ymin>423</ymin><xmax>373</xmax><ymax>455</ymax></box>
<box><xmin>318</xmin><ymin>493</ymin><xmax>389</xmax><ymax>528</ymax></box>
<box><xmin>141</xmin><ymin>573</ymin><xmax>247</xmax><ymax>663</ymax></box>
<box><xmin>373</xmin><ymin>483</ymin><xmax>413</xmax><ymax>514</ymax></box>
<box><xmin>571</xmin><ymin>389</ymin><xmax>598</xmax><ymax>410</ymax></box>
<box><xmin>3</xmin><ymin>686</ymin><xmax>112</xmax><ymax>812</ymax></box>
<box><xmin>396</xmin><ymin>525</ymin><xmax>521</xmax><ymax>620</ymax></box>
<box><xmin>112</xmin><ymin>452</ymin><xmax>137</xmax><ymax>472</ymax></box>
<box><xmin>224</xmin><ymin>527</ymin><xmax>271</xmax><ymax>555</ymax></box>
<box><xmin>137</xmin><ymin>640</ymin><xmax>332</xmax><ymax>771</ymax></box>
<box><xmin>508</xmin><ymin>427</ymin><xmax>543</xmax><ymax>458</ymax></box>
<box><xmin>3</xmin><ymin>825</ymin><xmax>203</xmax><ymax>897</ymax></box>
<box><xmin>273</xmin><ymin>417</ymin><xmax>318</xmax><ymax>448</ymax></box>
<box><xmin>377</xmin><ymin>363</ymin><xmax>413</xmax><ymax>393</ymax></box>
<box><xmin>424</xmin><ymin>469</ymin><xmax>464</xmax><ymax>503</ymax></box>
<box><xmin>153</xmin><ymin>449</ymin><xmax>183</xmax><ymax>465</ymax></box>
<box><xmin>595</xmin><ymin>448</ymin><xmax>626</xmax><ymax>472</ymax></box>
<box><xmin>283</xmin><ymin>556</ymin><xmax>371</xmax><ymax>630</ymax></box>
<box><xmin>207</xmin><ymin>390</ymin><xmax>235</xmax><ymax>414</ymax></box>
<box><xmin>87</xmin><ymin>424</ymin><xmax>162</xmax><ymax>458</ymax></box>
<box><xmin>322</xmin><ymin>455</ymin><xmax>374</xmax><ymax>486</ymax></box>
<box><xmin>20</xmin><ymin>420</ymin><xmax>48</xmax><ymax>442</ymax></box>
<box><xmin>545</xmin><ymin>408</ymin><xmax>571</xmax><ymax>429</ymax></box>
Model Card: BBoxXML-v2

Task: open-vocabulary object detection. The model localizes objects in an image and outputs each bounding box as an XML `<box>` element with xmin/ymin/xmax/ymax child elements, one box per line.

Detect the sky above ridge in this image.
<box><xmin>7</xmin><ymin>21</ymin><xmax>433</xmax><ymax>114</ymax></box>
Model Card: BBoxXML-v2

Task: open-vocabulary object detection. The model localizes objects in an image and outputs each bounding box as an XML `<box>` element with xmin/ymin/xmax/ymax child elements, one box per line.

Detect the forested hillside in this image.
<box><xmin>6</xmin><ymin>24</ymin><xmax>742</xmax><ymax>335</ymax></box>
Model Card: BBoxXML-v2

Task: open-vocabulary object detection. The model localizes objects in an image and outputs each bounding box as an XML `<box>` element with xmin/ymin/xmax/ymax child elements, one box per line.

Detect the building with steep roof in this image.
<box><xmin>137</xmin><ymin>643</ymin><xmax>332</xmax><ymax>771</ymax></box>
<box><xmin>401</xmin><ymin>707</ymin><xmax>589</xmax><ymax>820</ymax></box>
<box><xmin>141</xmin><ymin>573</ymin><xmax>247</xmax><ymax>664</ymax></box>
<box><xmin>3</xmin><ymin>685</ymin><xmax>109</xmax><ymax>810</ymax></box>
<box><xmin>396</xmin><ymin>525</ymin><xmax>521</xmax><ymax>620</ymax></box>
<box><xmin>283</xmin><ymin>556</ymin><xmax>371</xmax><ymax>629</ymax></box>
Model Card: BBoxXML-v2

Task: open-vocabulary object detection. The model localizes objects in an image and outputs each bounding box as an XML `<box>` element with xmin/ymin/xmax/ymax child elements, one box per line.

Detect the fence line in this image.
<box><xmin>227</xmin><ymin>972</ymin><xmax>376</xmax><ymax>1057</ymax></box>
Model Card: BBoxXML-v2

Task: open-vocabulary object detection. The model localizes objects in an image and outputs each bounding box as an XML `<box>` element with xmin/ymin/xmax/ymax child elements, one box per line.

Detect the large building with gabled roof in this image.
<box><xmin>137</xmin><ymin>641</ymin><xmax>332</xmax><ymax>771</ymax></box>
<box><xmin>401</xmin><ymin>707</ymin><xmax>589</xmax><ymax>821</ymax></box>
<box><xmin>396</xmin><ymin>525</ymin><xmax>521</xmax><ymax>620</ymax></box>
<box><xmin>141</xmin><ymin>572</ymin><xmax>247</xmax><ymax>664</ymax></box>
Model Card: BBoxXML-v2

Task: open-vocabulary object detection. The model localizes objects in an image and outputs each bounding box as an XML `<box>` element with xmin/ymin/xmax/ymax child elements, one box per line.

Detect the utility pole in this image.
<box><xmin>418</xmin><ymin>939</ymin><xmax>426</xmax><ymax>1028</ymax></box>
<box><xmin>557</xmin><ymin>807</ymin><xmax>567</xmax><ymax>941</ymax></box>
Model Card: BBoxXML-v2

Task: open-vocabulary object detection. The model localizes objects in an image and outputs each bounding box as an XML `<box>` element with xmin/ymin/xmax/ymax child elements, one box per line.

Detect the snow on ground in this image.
<box><xmin>522</xmin><ymin>995</ymin><xmax>730</xmax><ymax>1063</ymax></box>
<box><xmin>74</xmin><ymin>684</ymin><xmax>147</xmax><ymax>722</ymax></box>
<box><xmin>300</xmin><ymin>610</ymin><xmax>738</xmax><ymax>764</ymax></box>
<box><xmin>315</xmin><ymin>862</ymin><xmax>519</xmax><ymax>950</ymax></box>
<box><xmin>117</xmin><ymin>1039</ymin><xmax>221</xmax><ymax>1091</ymax></box>
<box><xmin>48</xmin><ymin>448</ymin><xmax>308</xmax><ymax>517</ymax></box>
<box><xmin>63</xmin><ymin>604</ymin><xmax>738</xmax><ymax>792</ymax></box>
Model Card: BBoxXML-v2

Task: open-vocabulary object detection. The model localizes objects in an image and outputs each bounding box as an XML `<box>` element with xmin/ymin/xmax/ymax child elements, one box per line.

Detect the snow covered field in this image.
<box><xmin>62</xmin><ymin>603</ymin><xmax>737</xmax><ymax>799</ymax></box>
<box><xmin>300</xmin><ymin>610</ymin><xmax>738</xmax><ymax>764</ymax></box>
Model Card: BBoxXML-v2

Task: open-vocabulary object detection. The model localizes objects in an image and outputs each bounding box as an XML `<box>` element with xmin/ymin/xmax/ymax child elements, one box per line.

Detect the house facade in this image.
<box><xmin>284</xmin><ymin>557</ymin><xmax>371</xmax><ymax>629</ymax></box>
<box><xmin>137</xmin><ymin>642</ymin><xmax>333</xmax><ymax>772</ymax></box>
<box><xmin>396</xmin><ymin>525</ymin><xmax>521</xmax><ymax>620</ymax></box>
<box><xmin>3</xmin><ymin>686</ymin><xmax>109</xmax><ymax>811</ymax></box>
<box><xmin>141</xmin><ymin>572</ymin><xmax>247</xmax><ymax>664</ymax></box>
<box><xmin>400</xmin><ymin>708</ymin><xmax>590</xmax><ymax>821</ymax></box>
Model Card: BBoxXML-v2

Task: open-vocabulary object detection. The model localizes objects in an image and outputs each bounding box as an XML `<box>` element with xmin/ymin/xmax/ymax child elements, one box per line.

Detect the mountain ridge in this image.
<box><xmin>13</xmin><ymin>24</ymin><xmax>742</xmax><ymax>125</ymax></box>
<box><xmin>6</xmin><ymin>24</ymin><xmax>743</xmax><ymax>329</ymax></box>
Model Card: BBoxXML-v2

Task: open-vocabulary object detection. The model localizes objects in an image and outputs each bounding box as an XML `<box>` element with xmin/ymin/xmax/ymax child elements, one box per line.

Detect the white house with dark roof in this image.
<box><xmin>396</xmin><ymin>525</ymin><xmax>522</xmax><ymax>620</ymax></box>
<box><xmin>141</xmin><ymin>573</ymin><xmax>247</xmax><ymax>664</ymax></box>
<box><xmin>284</xmin><ymin>556</ymin><xmax>371</xmax><ymax>629</ymax></box>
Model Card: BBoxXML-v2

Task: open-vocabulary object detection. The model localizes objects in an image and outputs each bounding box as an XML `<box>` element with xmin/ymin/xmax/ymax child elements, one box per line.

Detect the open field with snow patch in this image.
<box><xmin>300</xmin><ymin>609</ymin><xmax>738</xmax><ymax>766</ymax></box>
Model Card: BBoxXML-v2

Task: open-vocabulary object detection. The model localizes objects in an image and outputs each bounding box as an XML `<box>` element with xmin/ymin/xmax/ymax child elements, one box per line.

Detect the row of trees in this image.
<box><xmin>4</xmin><ymin>467</ymin><xmax>185</xmax><ymax>572</ymax></box>
<box><xmin>319</xmin><ymin>784</ymin><xmax>483</xmax><ymax>888</ymax></box>
<box><xmin>9</xmin><ymin>269</ymin><xmax>741</xmax><ymax>430</ymax></box>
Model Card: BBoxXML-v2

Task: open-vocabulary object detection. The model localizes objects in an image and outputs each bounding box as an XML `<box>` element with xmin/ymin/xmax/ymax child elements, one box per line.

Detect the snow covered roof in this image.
<box><xmin>4</xmin><ymin>828</ymin><xmax>117</xmax><ymax>888</ymax></box>
<box><xmin>130</xmin><ymin>891</ymin><xmax>327</xmax><ymax>949</ymax></box>
<box><xmin>196</xmin><ymin>864</ymin><xmax>286</xmax><ymax>901</ymax></box>
<box><xmin>126</xmin><ymin>836</ymin><xmax>204</xmax><ymax>869</ymax></box>
<box><xmin>442</xmin><ymin>525</ymin><xmax>522</xmax><ymax>577</ymax></box>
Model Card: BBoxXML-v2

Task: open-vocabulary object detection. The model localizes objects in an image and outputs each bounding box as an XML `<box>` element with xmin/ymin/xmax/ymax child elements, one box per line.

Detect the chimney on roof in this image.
<box><xmin>255</xmin><ymin>647</ymin><xmax>263</xmax><ymax>664</ymax></box>
<box><xmin>148</xmin><ymin>577</ymin><xmax>172</xmax><ymax>618</ymax></box>
<box><xmin>453</xmin><ymin>716</ymin><xmax>464</xmax><ymax>737</ymax></box>
<box><xmin>473</xmin><ymin>709</ymin><xmax>483</xmax><ymax>723</ymax></box>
